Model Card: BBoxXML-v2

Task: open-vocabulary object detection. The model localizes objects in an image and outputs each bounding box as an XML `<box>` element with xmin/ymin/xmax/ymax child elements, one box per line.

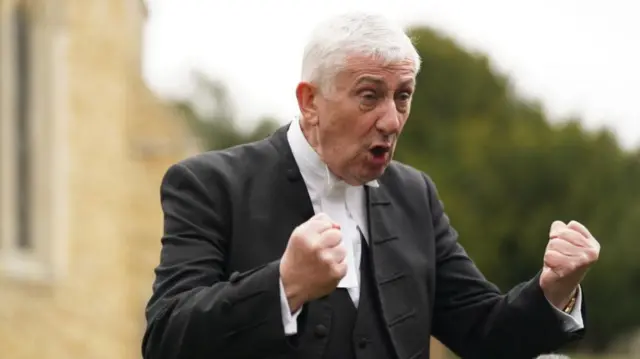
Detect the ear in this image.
<box><xmin>296</xmin><ymin>82</ymin><xmax>319</xmax><ymax>126</ymax></box>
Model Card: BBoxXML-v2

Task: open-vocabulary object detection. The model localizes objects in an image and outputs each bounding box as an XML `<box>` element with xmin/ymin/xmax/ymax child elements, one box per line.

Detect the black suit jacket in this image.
<box><xmin>142</xmin><ymin>124</ymin><xmax>585</xmax><ymax>359</ymax></box>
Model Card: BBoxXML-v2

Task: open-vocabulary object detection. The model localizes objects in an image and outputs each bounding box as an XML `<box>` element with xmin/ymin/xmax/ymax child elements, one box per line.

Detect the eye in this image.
<box><xmin>360</xmin><ymin>90</ymin><xmax>379</xmax><ymax>105</ymax></box>
<box><xmin>395</xmin><ymin>91</ymin><xmax>412</xmax><ymax>102</ymax></box>
<box><xmin>395</xmin><ymin>91</ymin><xmax>412</xmax><ymax>113</ymax></box>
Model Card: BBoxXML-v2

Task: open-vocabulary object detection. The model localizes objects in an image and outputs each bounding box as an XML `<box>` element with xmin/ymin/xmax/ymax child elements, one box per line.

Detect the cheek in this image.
<box><xmin>322</xmin><ymin>111</ymin><xmax>359</xmax><ymax>139</ymax></box>
<box><xmin>398</xmin><ymin>116</ymin><xmax>409</xmax><ymax>131</ymax></box>
<box><xmin>319</xmin><ymin>106</ymin><xmax>376</xmax><ymax>156</ymax></box>
<box><xmin>322</xmin><ymin>126</ymin><xmax>365</xmax><ymax>160</ymax></box>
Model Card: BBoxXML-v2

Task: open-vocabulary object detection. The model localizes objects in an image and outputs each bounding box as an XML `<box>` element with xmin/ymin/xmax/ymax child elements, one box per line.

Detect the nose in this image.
<box><xmin>375</xmin><ymin>101</ymin><xmax>402</xmax><ymax>136</ymax></box>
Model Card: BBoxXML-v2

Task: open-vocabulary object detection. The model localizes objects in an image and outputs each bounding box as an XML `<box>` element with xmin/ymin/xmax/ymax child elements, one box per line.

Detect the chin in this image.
<box><xmin>347</xmin><ymin>157</ymin><xmax>391</xmax><ymax>185</ymax></box>
<box><xmin>361</xmin><ymin>166</ymin><xmax>388</xmax><ymax>183</ymax></box>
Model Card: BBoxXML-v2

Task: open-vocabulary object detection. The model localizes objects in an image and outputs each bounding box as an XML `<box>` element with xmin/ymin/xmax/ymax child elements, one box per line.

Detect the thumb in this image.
<box><xmin>313</xmin><ymin>212</ymin><xmax>333</xmax><ymax>222</ymax></box>
<box><xmin>310</xmin><ymin>213</ymin><xmax>340</xmax><ymax>230</ymax></box>
<box><xmin>549</xmin><ymin>220</ymin><xmax>566</xmax><ymax>238</ymax></box>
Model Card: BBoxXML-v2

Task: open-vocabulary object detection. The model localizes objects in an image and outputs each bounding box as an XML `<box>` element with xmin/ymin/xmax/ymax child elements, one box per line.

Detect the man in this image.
<box><xmin>142</xmin><ymin>12</ymin><xmax>599</xmax><ymax>359</ymax></box>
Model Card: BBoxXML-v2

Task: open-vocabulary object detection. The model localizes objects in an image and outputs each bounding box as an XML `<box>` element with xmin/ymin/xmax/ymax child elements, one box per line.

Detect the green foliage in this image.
<box><xmin>175</xmin><ymin>73</ymin><xmax>279</xmax><ymax>151</ymax></box>
<box><xmin>400</xmin><ymin>27</ymin><xmax>640</xmax><ymax>352</ymax></box>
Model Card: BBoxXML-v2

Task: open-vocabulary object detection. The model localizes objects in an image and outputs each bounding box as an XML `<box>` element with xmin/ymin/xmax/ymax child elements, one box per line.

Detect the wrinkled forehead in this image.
<box><xmin>336</xmin><ymin>54</ymin><xmax>417</xmax><ymax>89</ymax></box>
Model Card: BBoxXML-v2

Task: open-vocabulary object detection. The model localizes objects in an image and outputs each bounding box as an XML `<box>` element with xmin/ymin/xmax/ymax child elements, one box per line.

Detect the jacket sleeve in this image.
<box><xmin>142</xmin><ymin>162</ymin><xmax>294</xmax><ymax>359</ymax></box>
<box><xmin>424</xmin><ymin>174</ymin><xmax>585</xmax><ymax>359</ymax></box>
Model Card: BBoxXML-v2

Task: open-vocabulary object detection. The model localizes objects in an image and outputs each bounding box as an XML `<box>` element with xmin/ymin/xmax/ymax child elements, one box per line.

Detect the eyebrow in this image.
<box><xmin>354</xmin><ymin>76</ymin><xmax>415</xmax><ymax>88</ymax></box>
<box><xmin>354</xmin><ymin>76</ymin><xmax>386</xmax><ymax>87</ymax></box>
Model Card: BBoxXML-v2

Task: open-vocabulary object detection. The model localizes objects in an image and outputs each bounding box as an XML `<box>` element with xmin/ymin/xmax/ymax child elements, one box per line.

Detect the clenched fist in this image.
<box><xmin>279</xmin><ymin>213</ymin><xmax>348</xmax><ymax>312</ymax></box>
<box><xmin>540</xmin><ymin>220</ymin><xmax>600</xmax><ymax>309</ymax></box>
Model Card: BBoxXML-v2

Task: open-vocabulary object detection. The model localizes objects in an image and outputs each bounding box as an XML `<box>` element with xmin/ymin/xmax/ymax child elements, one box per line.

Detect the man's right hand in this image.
<box><xmin>279</xmin><ymin>213</ymin><xmax>347</xmax><ymax>312</ymax></box>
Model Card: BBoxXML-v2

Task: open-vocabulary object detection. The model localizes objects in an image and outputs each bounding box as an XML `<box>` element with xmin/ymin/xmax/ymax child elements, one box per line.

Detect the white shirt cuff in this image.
<box><xmin>279</xmin><ymin>277</ymin><xmax>302</xmax><ymax>335</ymax></box>
<box><xmin>549</xmin><ymin>286</ymin><xmax>584</xmax><ymax>332</ymax></box>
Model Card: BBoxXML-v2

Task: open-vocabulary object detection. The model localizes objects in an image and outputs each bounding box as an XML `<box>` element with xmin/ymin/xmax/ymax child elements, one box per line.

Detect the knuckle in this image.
<box><xmin>317</xmin><ymin>252</ymin><xmax>331</xmax><ymax>266</ymax></box>
<box><xmin>313</xmin><ymin>219</ymin><xmax>329</xmax><ymax>229</ymax></box>
<box><xmin>544</xmin><ymin>243</ymin><xmax>553</xmax><ymax>253</ymax></box>
<box><xmin>320</xmin><ymin>229</ymin><xmax>341</xmax><ymax>246</ymax></box>
<box><xmin>576</xmin><ymin>236</ymin><xmax>590</xmax><ymax>246</ymax></box>
<box><xmin>585</xmin><ymin>248</ymin><xmax>599</xmax><ymax>262</ymax></box>
<box><xmin>291</xmin><ymin>225</ymin><xmax>307</xmax><ymax>240</ymax></box>
<box><xmin>309</xmin><ymin>239</ymin><xmax>322</xmax><ymax>253</ymax></box>
<box><xmin>569</xmin><ymin>260</ymin><xmax>579</xmax><ymax>272</ymax></box>
<box><xmin>315</xmin><ymin>213</ymin><xmax>331</xmax><ymax>223</ymax></box>
<box><xmin>327</xmin><ymin>229</ymin><xmax>342</xmax><ymax>241</ymax></box>
<box><xmin>331</xmin><ymin>263</ymin><xmax>346</xmax><ymax>278</ymax></box>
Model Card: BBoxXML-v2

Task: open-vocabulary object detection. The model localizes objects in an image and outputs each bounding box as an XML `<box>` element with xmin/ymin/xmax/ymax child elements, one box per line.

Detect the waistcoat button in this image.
<box><xmin>314</xmin><ymin>324</ymin><xmax>328</xmax><ymax>338</ymax></box>
<box><xmin>357</xmin><ymin>337</ymin><xmax>369</xmax><ymax>348</ymax></box>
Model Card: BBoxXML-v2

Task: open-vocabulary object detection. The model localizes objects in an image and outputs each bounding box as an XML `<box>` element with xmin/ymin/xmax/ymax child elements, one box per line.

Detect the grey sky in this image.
<box><xmin>143</xmin><ymin>0</ymin><xmax>640</xmax><ymax>149</ymax></box>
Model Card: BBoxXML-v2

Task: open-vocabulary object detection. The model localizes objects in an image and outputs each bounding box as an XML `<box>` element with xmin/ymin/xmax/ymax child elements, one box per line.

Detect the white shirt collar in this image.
<box><xmin>286</xmin><ymin>117</ymin><xmax>379</xmax><ymax>193</ymax></box>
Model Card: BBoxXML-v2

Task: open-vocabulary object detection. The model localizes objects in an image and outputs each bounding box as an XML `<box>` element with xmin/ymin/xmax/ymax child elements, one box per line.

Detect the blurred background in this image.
<box><xmin>0</xmin><ymin>0</ymin><xmax>638</xmax><ymax>358</ymax></box>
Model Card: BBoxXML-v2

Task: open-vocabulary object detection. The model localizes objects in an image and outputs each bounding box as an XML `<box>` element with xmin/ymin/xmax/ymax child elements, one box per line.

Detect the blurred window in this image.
<box><xmin>14</xmin><ymin>2</ymin><xmax>33</xmax><ymax>251</ymax></box>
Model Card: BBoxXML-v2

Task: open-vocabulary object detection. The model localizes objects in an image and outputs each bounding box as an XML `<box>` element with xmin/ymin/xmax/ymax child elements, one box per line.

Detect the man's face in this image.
<box><xmin>297</xmin><ymin>55</ymin><xmax>416</xmax><ymax>185</ymax></box>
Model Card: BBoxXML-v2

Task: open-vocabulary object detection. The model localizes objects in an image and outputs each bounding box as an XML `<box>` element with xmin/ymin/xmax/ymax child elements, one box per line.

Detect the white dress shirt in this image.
<box><xmin>279</xmin><ymin>117</ymin><xmax>584</xmax><ymax>336</ymax></box>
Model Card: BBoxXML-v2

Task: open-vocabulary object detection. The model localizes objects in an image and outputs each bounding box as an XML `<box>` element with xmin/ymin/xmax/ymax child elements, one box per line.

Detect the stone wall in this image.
<box><xmin>0</xmin><ymin>1</ymin><xmax>195</xmax><ymax>358</ymax></box>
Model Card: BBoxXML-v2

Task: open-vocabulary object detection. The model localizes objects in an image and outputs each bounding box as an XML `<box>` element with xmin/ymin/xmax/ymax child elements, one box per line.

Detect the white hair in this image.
<box><xmin>536</xmin><ymin>354</ymin><xmax>571</xmax><ymax>359</ymax></box>
<box><xmin>300</xmin><ymin>12</ymin><xmax>421</xmax><ymax>92</ymax></box>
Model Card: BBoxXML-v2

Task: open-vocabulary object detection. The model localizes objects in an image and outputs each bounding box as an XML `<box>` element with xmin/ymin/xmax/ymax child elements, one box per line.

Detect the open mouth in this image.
<box><xmin>369</xmin><ymin>145</ymin><xmax>390</xmax><ymax>159</ymax></box>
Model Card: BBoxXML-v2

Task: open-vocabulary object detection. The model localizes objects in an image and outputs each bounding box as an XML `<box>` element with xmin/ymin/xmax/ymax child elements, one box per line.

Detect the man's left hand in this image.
<box><xmin>540</xmin><ymin>220</ymin><xmax>601</xmax><ymax>309</ymax></box>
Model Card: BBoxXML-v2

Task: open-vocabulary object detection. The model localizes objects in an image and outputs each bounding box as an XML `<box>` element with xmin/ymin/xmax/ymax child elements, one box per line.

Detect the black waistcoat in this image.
<box><xmin>321</xmin><ymin>235</ymin><xmax>397</xmax><ymax>359</ymax></box>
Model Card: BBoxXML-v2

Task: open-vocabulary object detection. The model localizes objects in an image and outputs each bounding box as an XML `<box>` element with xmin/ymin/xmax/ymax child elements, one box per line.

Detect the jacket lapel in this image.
<box><xmin>268</xmin><ymin>124</ymin><xmax>315</xmax><ymax>230</ymax></box>
<box><xmin>366</xmin><ymin>184</ymin><xmax>424</xmax><ymax>359</ymax></box>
